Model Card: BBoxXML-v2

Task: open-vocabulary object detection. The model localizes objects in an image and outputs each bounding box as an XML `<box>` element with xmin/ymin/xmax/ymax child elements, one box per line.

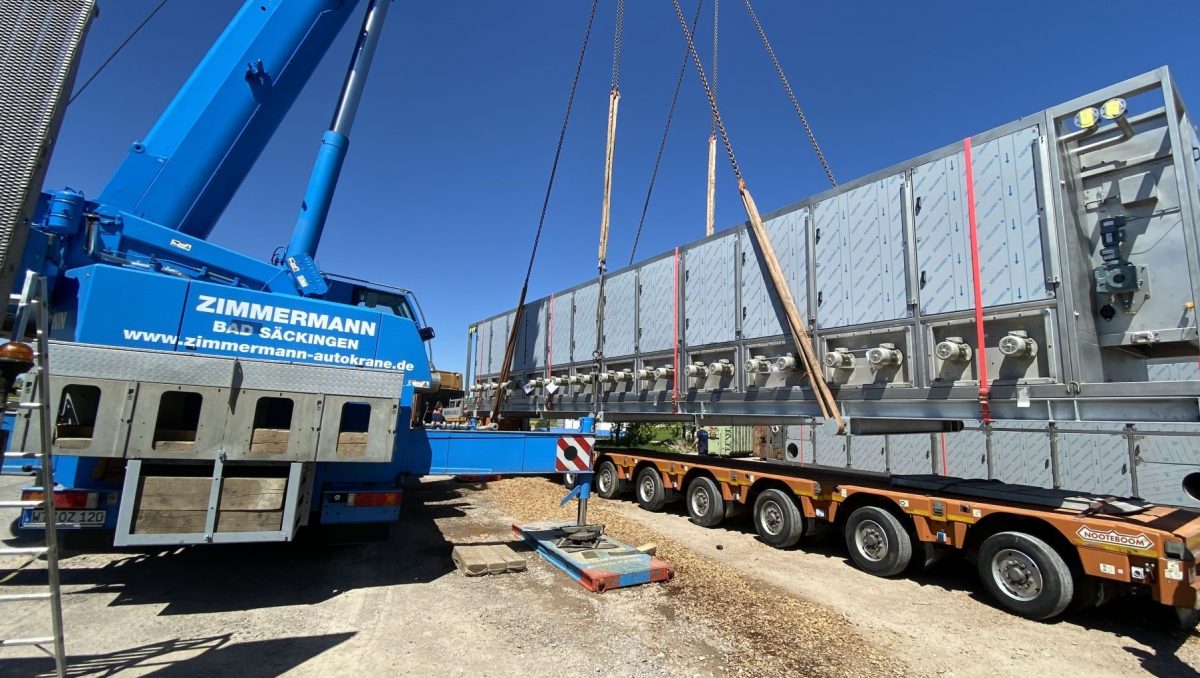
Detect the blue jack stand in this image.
<box><xmin>517</xmin><ymin>428</ymin><xmax>674</xmax><ymax>592</ymax></box>
<box><xmin>513</xmin><ymin>519</ymin><xmax>673</xmax><ymax>593</ymax></box>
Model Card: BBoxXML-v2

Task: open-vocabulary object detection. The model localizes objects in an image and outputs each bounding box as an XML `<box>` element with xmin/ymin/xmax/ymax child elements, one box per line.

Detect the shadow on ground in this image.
<box><xmin>0</xmin><ymin>632</ymin><xmax>355</xmax><ymax>678</ymax></box>
<box><xmin>1</xmin><ymin>478</ymin><xmax>484</xmax><ymax>615</ymax></box>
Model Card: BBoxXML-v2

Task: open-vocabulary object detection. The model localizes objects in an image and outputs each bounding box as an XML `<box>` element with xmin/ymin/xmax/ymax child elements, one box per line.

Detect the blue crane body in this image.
<box><xmin>4</xmin><ymin>0</ymin><xmax>590</xmax><ymax>542</ymax></box>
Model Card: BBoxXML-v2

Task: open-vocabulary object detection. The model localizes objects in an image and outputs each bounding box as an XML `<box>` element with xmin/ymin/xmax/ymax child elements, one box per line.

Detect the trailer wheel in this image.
<box><xmin>595</xmin><ymin>460</ymin><xmax>621</xmax><ymax>499</ymax></box>
<box><xmin>686</xmin><ymin>476</ymin><xmax>725</xmax><ymax>528</ymax></box>
<box><xmin>753</xmin><ymin>488</ymin><xmax>804</xmax><ymax>548</ymax></box>
<box><xmin>977</xmin><ymin>531</ymin><xmax>1074</xmax><ymax>620</ymax></box>
<box><xmin>635</xmin><ymin>466</ymin><xmax>667</xmax><ymax>512</ymax></box>
<box><xmin>844</xmin><ymin>506</ymin><xmax>912</xmax><ymax>577</ymax></box>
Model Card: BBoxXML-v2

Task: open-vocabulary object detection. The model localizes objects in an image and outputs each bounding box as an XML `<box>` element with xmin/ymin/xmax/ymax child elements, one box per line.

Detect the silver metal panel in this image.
<box><xmin>0</xmin><ymin>1</ymin><xmax>94</xmax><ymax>304</ymax></box>
<box><xmin>991</xmin><ymin>422</ymin><xmax>1054</xmax><ymax>487</ymax></box>
<box><xmin>813</xmin><ymin>419</ymin><xmax>845</xmax><ymax>467</ymax></box>
<box><xmin>1145</xmin><ymin>357</ymin><xmax>1200</xmax><ymax>382</ymax></box>
<box><xmin>127</xmin><ymin>383</ymin><xmax>230</xmax><ymax>460</ymax></box>
<box><xmin>234</xmin><ymin>356</ymin><xmax>404</xmax><ymax>398</ymax></box>
<box><xmin>784</xmin><ymin>425</ymin><xmax>812</xmax><ymax>463</ymax></box>
<box><xmin>549</xmin><ymin>293</ymin><xmax>574</xmax><ymax>367</ymax></box>
<box><xmin>49</xmin><ymin>341</ymin><xmax>234</xmax><ymax>387</ymax></box>
<box><xmin>470</xmin><ymin>319</ymin><xmax>484</xmax><ymax>379</ymax></box>
<box><xmin>488</xmin><ymin>312</ymin><xmax>513</xmax><ymax>376</ymax></box>
<box><xmin>572</xmin><ymin>284</ymin><xmax>599</xmax><ymax>363</ymax></box>
<box><xmin>815</xmin><ymin>174</ymin><xmax>906</xmax><ymax>328</ymax></box>
<box><xmin>1138</xmin><ymin>462</ymin><xmax>1200</xmax><ymax>508</ymax></box>
<box><xmin>914</xmin><ymin>126</ymin><xmax>1047</xmax><ymax>314</ymax></box>
<box><xmin>849</xmin><ymin>435</ymin><xmax>887</xmax><ymax>473</ymax></box>
<box><xmin>11</xmin><ymin>373</ymin><xmax>131</xmax><ymax>460</ymax></box>
<box><xmin>940</xmin><ymin>428</ymin><xmax>988</xmax><ymax>479</ymax></box>
<box><xmin>603</xmin><ymin>270</ymin><xmax>637</xmax><ymax>358</ymax></box>
<box><xmin>741</xmin><ymin>209</ymin><xmax>807</xmax><ymax>339</ymax></box>
<box><xmin>1057</xmin><ymin>424</ymin><xmax>1132</xmax><ymax>497</ymax></box>
<box><xmin>684</xmin><ymin>232</ymin><xmax>737</xmax><ymax>346</ymax></box>
<box><xmin>315</xmin><ymin>395</ymin><xmax>398</xmax><ymax>463</ymax></box>
<box><xmin>223</xmin><ymin>390</ymin><xmax>321</xmax><ymax>462</ymax></box>
<box><xmin>887</xmin><ymin>434</ymin><xmax>932</xmax><ymax>475</ymax></box>
<box><xmin>637</xmin><ymin>257</ymin><xmax>676</xmax><ymax>354</ymax></box>
<box><xmin>519</xmin><ymin>299</ymin><xmax>548</xmax><ymax>370</ymax></box>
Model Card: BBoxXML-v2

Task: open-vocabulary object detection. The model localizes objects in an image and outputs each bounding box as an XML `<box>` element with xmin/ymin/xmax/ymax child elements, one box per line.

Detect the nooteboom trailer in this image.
<box><xmin>465</xmin><ymin>68</ymin><xmax>1200</xmax><ymax>621</ymax></box>
<box><xmin>0</xmin><ymin>0</ymin><xmax>618</xmax><ymax>552</ymax></box>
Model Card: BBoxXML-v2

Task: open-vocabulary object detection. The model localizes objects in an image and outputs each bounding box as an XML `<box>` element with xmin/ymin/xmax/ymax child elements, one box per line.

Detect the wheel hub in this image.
<box><xmin>992</xmin><ymin>548</ymin><xmax>1044</xmax><ymax>601</ymax></box>
<box><xmin>598</xmin><ymin>468</ymin><xmax>613</xmax><ymax>493</ymax></box>
<box><xmin>691</xmin><ymin>489</ymin><xmax>710</xmax><ymax>516</ymax></box>
<box><xmin>639</xmin><ymin>477</ymin><xmax>654</xmax><ymax>501</ymax></box>
<box><xmin>855</xmin><ymin>519</ymin><xmax>888</xmax><ymax>562</ymax></box>
<box><xmin>761</xmin><ymin>501</ymin><xmax>783</xmax><ymax>535</ymax></box>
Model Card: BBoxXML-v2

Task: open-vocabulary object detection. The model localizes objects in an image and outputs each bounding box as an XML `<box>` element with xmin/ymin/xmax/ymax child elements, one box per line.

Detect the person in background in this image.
<box><xmin>697</xmin><ymin>427</ymin><xmax>710</xmax><ymax>456</ymax></box>
<box><xmin>431</xmin><ymin>405</ymin><xmax>446</xmax><ymax>429</ymax></box>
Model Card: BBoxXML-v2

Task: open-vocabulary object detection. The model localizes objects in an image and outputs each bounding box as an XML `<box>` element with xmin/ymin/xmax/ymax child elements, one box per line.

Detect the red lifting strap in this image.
<box><xmin>963</xmin><ymin>137</ymin><xmax>991</xmax><ymax>423</ymax></box>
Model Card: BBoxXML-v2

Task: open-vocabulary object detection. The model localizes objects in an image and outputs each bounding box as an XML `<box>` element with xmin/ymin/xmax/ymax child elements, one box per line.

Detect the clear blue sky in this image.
<box><xmin>46</xmin><ymin>0</ymin><xmax>1200</xmax><ymax>373</ymax></box>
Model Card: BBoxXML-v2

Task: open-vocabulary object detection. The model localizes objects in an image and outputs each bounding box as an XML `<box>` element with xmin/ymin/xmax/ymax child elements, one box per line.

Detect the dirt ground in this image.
<box><xmin>0</xmin><ymin>473</ymin><xmax>1195</xmax><ymax>677</ymax></box>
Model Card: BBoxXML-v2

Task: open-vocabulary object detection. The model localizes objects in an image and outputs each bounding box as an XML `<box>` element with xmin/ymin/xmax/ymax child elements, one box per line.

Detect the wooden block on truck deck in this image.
<box><xmin>249</xmin><ymin>442</ymin><xmax>288</xmax><ymax>454</ymax></box>
<box><xmin>452</xmin><ymin>543</ymin><xmax>527</xmax><ymax>576</ymax></box>
<box><xmin>138</xmin><ymin>477</ymin><xmax>287</xmax><ymax>511</ymax></box>
<box><xmin>336</xmin><ymin>431</ymin><xmax>369</xmax><ymax>456</ymax></box>
<box><xmin>251</xmin><ymin>428</ymin><xmax>290</xmax><ymax>445</ymax></box>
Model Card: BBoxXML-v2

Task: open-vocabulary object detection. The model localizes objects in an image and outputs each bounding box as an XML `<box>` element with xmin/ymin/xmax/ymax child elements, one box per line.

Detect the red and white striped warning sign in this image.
<box><xmin>555</xmin><ymin>435</ymin><xmax>593</xmax><ymax>472</ymax></box>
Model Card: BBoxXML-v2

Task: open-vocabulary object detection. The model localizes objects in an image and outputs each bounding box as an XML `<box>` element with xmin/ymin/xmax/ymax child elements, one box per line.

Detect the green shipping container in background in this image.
<box><xmin>704</xmin><ymin>426</ymin><xmax>756</xmax><ymax>457</ymax></box>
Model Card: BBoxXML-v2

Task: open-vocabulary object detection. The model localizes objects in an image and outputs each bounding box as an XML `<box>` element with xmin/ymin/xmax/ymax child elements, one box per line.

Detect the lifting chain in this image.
<box><xmin>742</xmin><ymin>0</ymin><xmax>837</xmax><ymax>187</ymax></box>
<box><xmin>628</xmin><ymin>0</ymin><xmax>703</xmax><ymax>265</ymax></box>
<box><xmin>492</xmin><ymin>0</ymin><xmax>601</xmax><ymax>422</ymax></box>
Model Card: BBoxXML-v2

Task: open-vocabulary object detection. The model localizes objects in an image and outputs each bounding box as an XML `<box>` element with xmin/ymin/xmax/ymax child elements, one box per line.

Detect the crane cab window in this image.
<box><xmin>353</xmin><ymin>287</ymin><xmax>413</xmax><ymax>319</ymax></box>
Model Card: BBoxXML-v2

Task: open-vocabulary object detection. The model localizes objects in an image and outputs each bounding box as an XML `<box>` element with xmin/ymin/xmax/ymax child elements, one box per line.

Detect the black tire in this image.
<box><xmin>563</xmin><ymin>472</ymin><xmax>577</xmax><ymax>490</ymax></box>
<box><xmin>594</xmin><ymin>459</ymin><xmax>621</xmax><ymax>499</ymax></box>
<box><xmin>843</xmin><ymin>505</ymin><xmax>913</xmax><ymax>577</ymax></box>
<box><xmin>635</xmin><ymin>466</ymin><xmax>667</xmax><ymax>512</ymax></box>
<box><xmin>685</xmin><ymin>476</ymin><xmax>726</xmax><ymax>528</ymax></box>
<box><xmin>753</xmin><ymin>488</ymin><xmax>804</xmax><ymax>548</ymax></box>
<box><xmin>977</xmin><ymin>531</ymin><xmax>1074</xmax><ymax>620</ymax></box>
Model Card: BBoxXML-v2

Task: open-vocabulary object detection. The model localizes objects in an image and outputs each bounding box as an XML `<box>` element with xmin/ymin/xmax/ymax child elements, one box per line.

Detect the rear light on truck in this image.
<box><xmin>21</xmin><ymin>490</ymin><xmax>98</xmax><ymax>509</ymax></box>
<box><xmin>346</xmin><ymin>491</ymin><xmax>401</xmax><ymax>508</ymax></box>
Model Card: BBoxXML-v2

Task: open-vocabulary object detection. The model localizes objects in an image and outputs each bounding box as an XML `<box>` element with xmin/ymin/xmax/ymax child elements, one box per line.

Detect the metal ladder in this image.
<box><xmin>0</xmin><ymin>273</ymin><xmax>67</xmax><ymax>677</ymax></box>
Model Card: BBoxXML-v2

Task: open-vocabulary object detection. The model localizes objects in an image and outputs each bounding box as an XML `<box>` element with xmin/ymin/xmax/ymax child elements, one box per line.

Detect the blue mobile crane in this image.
<box><xmin>0</xmin><ymin>0</ymin><xmax>599</xmax><ymax>548</ymax></box>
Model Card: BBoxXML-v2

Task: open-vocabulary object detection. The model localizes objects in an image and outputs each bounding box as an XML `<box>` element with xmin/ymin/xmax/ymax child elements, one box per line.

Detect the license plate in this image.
<box><xmin>25</xmin><ymin>509</ymin><xmax>106</xmax><ymax>528</ymax></box>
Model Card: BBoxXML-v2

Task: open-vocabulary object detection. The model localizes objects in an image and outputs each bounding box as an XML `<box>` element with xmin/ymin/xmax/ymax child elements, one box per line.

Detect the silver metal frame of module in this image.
<box><xmin>12</xmin><ymin>340</ymin><xmax>404</xmax><ymax>463</ymax></box>
<box><xmin>113</xmin><ymin>458</ymin><xmax>310</xmax><ymax>546</ymax></box>
<box><xmin>467</xmin><ymin>68</ymin><xmax>1200</xmax><ymax>427</ymax></box>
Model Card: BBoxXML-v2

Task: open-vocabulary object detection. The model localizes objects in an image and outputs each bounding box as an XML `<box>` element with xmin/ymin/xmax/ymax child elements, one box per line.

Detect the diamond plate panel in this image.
<box><xmin>991</xmin><ymin>422</ymin><xmax>1053</xmax><ymax>487</ymax></box>
<box><xmin>488</xmin><ymin>312</ymin><xmax>513</xmax><ymax>376</ymax></box>
<box><xmin>1146</xmin><ymin>358</ymin><xmax>1200</xmax><ymax>382</ymax></box>
<box><xmin>941</xmin><ymin>429</ymin><xmax>988</xmax><ymax>479</ymax></box>
<box><xmin>518</xmin><ymin>299</ymin><xmax>548</xmax><ymax>370</ymax></box>
<box><xmin>814</xmin><ymin>419</ymin><xmax>846</xmax><ymax>467</ymax></box>
<box><xmin>638</xmin><ymin>256</ymin><xmax>676</xmax><ymax>354</ymax></box>
<box><xmin>550</xmin><ymin>293</ymin><xmax>574</xmax><ymax>367</ymax></box>
<box><xmin>784</xmin><ymin>425</ymin><xmax>813</xmax><ymax>463</ymax></box>
<box><xmin>573</xmin><ymin>284</ymin><xmax>599</xmax><ymax>364</ymax></box>
<box><xmin>684</xmin><ymin>233</ymin><xmax>737</xmax><ymax>346</ymax></box>
<box><xmin>914</xmin><ymin>126</ymin><xmax>1047</xmax><ymax>315</ymax></box>
<box><xmin>850</xmin><ymin>435</ymin><xmax>887</xmax><ymax>473</ymax></box>
<box><xmin>741</xmin><ymin>208</ymin><xmax>808</xmax><ymax>340</ymax></box>
<box><xmin>49</xmin><ymin>341</ymin><xmax>234</xmax><ymax>387</ymax></box>
<box><xmin>887</xmin><ymin>434</ymin><xmax>932</xmax><ymax>475</ymax></box>
<box><xmin>1058</xmin><ymin>423</ymin><xmax>1132</xmax><ymax>497</ymax></box>
<box><xmin>603</xmin><ymin>270</ymin><xmax>637</xmax><ymax>358</ymax></box>
<box><xmin>0</xmin><ymin>1</ymin><xmax>94</xmax><ymax>303</ymax></box>
<box><xmin>475</xmin><ymin>319</ymin><xmax>491</xmax><ymax>377</ymax></box>
<box><xmin>814</xmin><ymin>174</ymin><xmax>907</xmax><ymax>328</ymax></box>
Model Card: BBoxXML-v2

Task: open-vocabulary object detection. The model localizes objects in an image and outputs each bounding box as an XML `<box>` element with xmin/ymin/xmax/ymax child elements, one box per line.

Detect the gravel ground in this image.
<box><xmin>484</xmin><ymin>476</ymin><xmax>1200</xmax><ymax>678</ymax></box>
<box><xmin>485</xmin><ymin>478</ymin><xmax>906</xmax><ymax>677</ymax></box>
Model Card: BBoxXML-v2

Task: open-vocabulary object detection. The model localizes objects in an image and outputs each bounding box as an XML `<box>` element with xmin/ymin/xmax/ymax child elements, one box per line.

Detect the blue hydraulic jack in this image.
<box><xmin>513</xmin><ymin>418</ymin><xmax>673</xmax><ymax>593</ymax></box>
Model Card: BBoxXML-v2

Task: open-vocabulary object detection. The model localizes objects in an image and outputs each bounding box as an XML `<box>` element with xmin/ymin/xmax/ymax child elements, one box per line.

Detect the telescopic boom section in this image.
<box><xmin>285</xmin><ymin>0</ymin><xmax>391</xmax><ymax>264</ymax></box>
<box><xmin>97</xmin><ymin>0</ymin><xmax>363</xmax><ymax>240</ymax></box>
